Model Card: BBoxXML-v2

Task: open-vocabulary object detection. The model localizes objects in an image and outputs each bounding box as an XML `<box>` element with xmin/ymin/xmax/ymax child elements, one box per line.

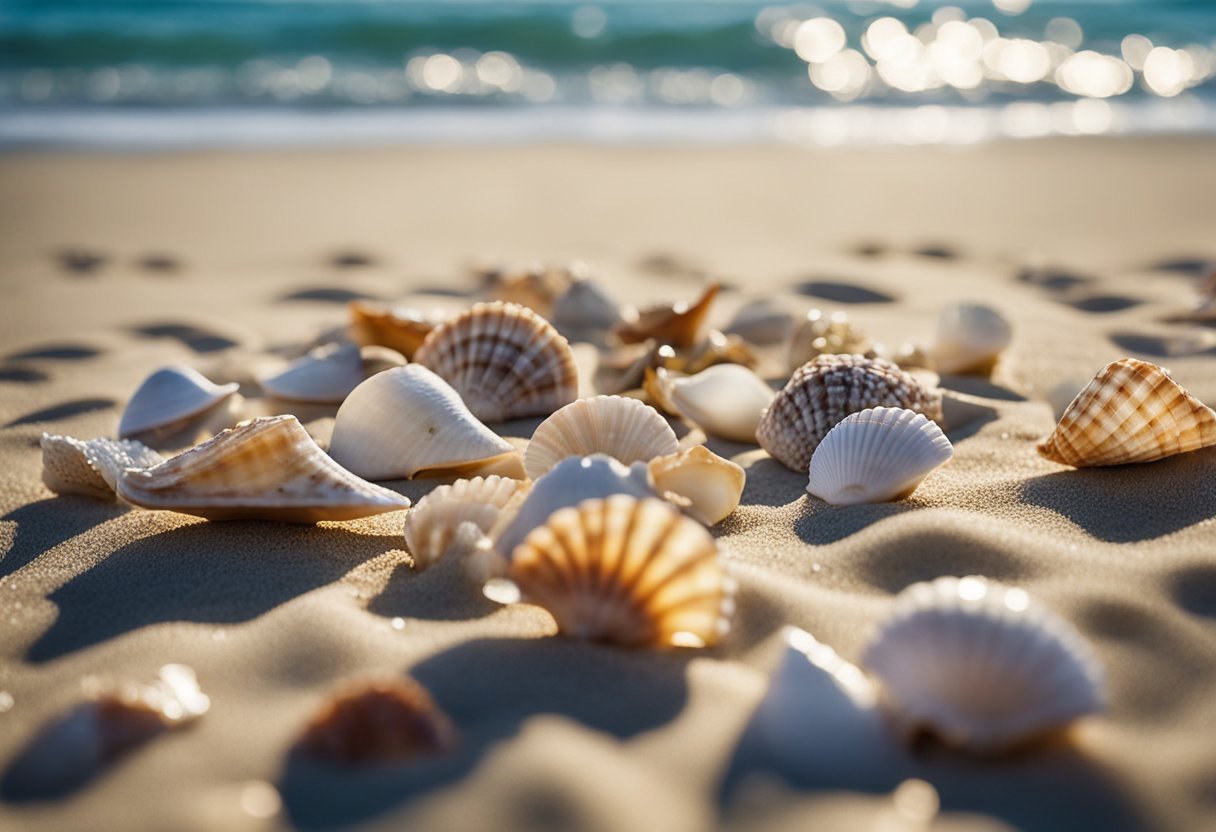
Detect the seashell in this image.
<box><xmin>723</xmin><ymin>298</ymin><xmax>794</xmax><ymax>346</ymax></box>
<box><xmin>652</xmin><ymin>364</ymin><xmax>773</xmax><ymax>443</ymax></box>
<box><xmin>414</xmin><ymin>302</ymin><xmax>578</xmax><ymax>423</ymax></box>
<box><xmin>329</xmin><ymin>365</ymin><xmax>523</xmax><ymax>481</ymax></box>
<box><xmin>888</xmin><ymin>341</ymin><xmax>934</xmax><ymax>371</ymax></box>
<box><xmin>404</xmin><ymin>475</ymin><xmax>524</xmax><ymax>570</ymax></box>
<box><xmin>757</xmin><ymin>355</ymin><xmax>943</xmax><ymax>473</ymax></box>
<box><xmin>296</xmin><ymin>677</ymin><xmax>458</xmax><ymax>765</ymax></box>
<box><xmin>676</xmin><ymin>330</ymin><xmax>759</xmax><ymax>375</ymax></box>
<box><xmin>118</xmin><ymin>365</ymin><xmax>239</xmax><ymax>439</ymax></box>
<box><xmin>359</xmin><ymin>344</ymin><xmax>408</xmax><ymax>376</ymax></box>
<box><xmin>523</xmin><ymin>395</ymin><xmax>678</xmax><ymax>480</ymax></box>
<box><xmin>861</xmin><ymin>576</ymin><xmax>1106</xmax><ymax>754</ymax></box>
<box><xmin>613</xmin><ymin>282</ymin><xmax>720</xmax><ymax>349</ymax></box>
<box><xmin>118</xmin><ymin>415</ymin><xmax>410</xmax><ymax>522</ymax></box>
<box><xmin>933</xmin><ymin>303</ymin><xmax>1012</xmax><ymax>375</ymax></box>
<box><xmin>807</xmin><ymin>407</ymin><xmax>953</xmax><ymax>505</ymax></box>
<box><xmin>258</xmin><ymin>342</ymin><xmax>363</xmax><ymax>403</ymax></box>
<box><xmin>349</xmin><ymin>300</ymin><xmax>443</xmax><ymax>359</ymax></box>
<box><xmin>41</xmin><ymin>433</ymin><xmax>164</xmax><ymax>500</ymax></box>
<box><xmin>1037</xmin><ymin>358</ymin><xmax>1216</xmax><ymax>467</ymax></box>
<box><xmin>787</xmin><ymin>309</ymin><xmax>872</xmax><ymax>373</ymax></box>
<box><xmin>502</xmin><ymin>495</ymin><xmax>735</xmax><ymax>648</ymax></box>
<box><xmin>551</xmin><ymin>276</ymin><xmax>623</xmax><ymax>337</ymax></box>
<box><xmin>647</xmin><ymin>445</ymin><xmax>745</xmax><ymax>526</ymax></box>
<box><xmin>477</xmin><ymin>261</ymin><xmax>583</xmax><ymax>318</ymax></box>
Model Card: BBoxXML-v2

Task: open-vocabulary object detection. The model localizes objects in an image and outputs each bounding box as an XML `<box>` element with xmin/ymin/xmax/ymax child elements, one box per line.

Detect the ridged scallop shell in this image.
<box><xmin>1037</xmin><ymin>358</ymin><xmax>1216</xmax><ymax>467</ymax></box>
<box><xmin>118</xmin><ymin>365</ymin><xmax>239</xmax><ymax>438</ymax></box>
<box><xmin>504</xmin><ymin>495</ymin><xmax>735</xmax><ymax>648</ymax></box>
<box><xmin>297</xmin><ymin>678</ymin><xmax>458</xmax><ymax>765</ymax></box>
<box><xmin>404</xmin><ymin>475</ymin><xmax>524</xmax><ymax>570</ymax></box>
<box><xmin>348</xmin><ymin>300</ymin><xmax>442</xmax><ymax>359</ymax></box>
<box><xmin>118</xmin><ymin>415</ymin><xmax>410</xmax><ymax>522</ymax></box>
<box><xmin>933</xmin><ymin>303</ymin><xmax>1013</xmax><ymax>375</ymax></box>
<box><xmin>523</xmin><ymin>395</ymin><xmax>678</xmax><ymax>480</ymax></box>
<box><xmin>807</xmin><ymin>407</ymin><xmax>953</xmax><ymax>505</ymax></box>
<box><xmin>723</xmin><ymin>298</ymin><xmax>794</xmax><ymax>346</ymax></box>
<box><xmin>613</xmin><ymin>283</ymin><xmax>720</xmax><ymax>349</ymax></box>
<box><xmin>787</xmin><ymin>309</ymin><xmax>872</xmax><ymax>373</ymax></box>
<box><xmin>329</xmin><ymin>365</ymin><xmax>522</xmax><ymax>480</ymax></box>
<box><xmin>757</xmin><ymin>355</ymin><xmax>944</xmax><ymax>473</ymax></box>
<box><xmin>647</xmin><ymin>445</ymin><xmax>746</xmax><ymax>526</ymax></box>
<box><xmin>41</xmin><ymin>434</ymin><xmax>164</xmax><ymax>500</ymax></box>
<box><xmin>654</xmin><ymin>364</ymin><xmax>774</xmax><ymax>443</ymax></box>
<box><xmin>861</xmin><ymin>576</ymin><xmax>1106</xmax><ymax>754</ymax></box>
<box><xmin>414</xmin><ymin>301</ymin><xmax>578</xmax><ymax>423</ymax></box>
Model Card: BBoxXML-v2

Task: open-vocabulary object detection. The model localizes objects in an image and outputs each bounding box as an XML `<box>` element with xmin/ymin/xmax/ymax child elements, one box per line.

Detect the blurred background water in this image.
<box><xmin>1</xmin><ymin>0</ymin><xmax>1214</xmax><ymax>147</ymax></box>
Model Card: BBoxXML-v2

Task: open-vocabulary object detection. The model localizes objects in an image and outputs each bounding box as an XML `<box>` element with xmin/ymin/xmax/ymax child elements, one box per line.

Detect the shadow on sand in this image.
<box><xmin>5</xmin><ymin>398</ymin><xmax>116</xmax><ymax>428</ymax></box>
<box><xmin>0</xmin><ymin>497</ymin><xmax>129</xmax><ymax>580</ymax></box>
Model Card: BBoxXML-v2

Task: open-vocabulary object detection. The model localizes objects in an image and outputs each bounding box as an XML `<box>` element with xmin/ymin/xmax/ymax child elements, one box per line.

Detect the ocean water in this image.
<box><xmin>1</xmin><ymin>0</ymin><xmax>1214</xmax><ymax>147</ymax></box>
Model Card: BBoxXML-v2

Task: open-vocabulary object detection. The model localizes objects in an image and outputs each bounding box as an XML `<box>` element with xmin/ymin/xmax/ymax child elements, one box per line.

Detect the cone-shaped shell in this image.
<box><xmin>933</xmin><ymin>303</ymin><xmax>1012</xmax><ymax>375</ymax></box>
<box><xmin>757</xmin><ymin>355</ymin><xmax>943</xmax><ymax>473</ymax></box>
<box><xmin>807</xmin><ymin>407</ymin><xmax>953</xmax><ymax>505</ymax></box>
<box><xmin>258</xmin><ymin>342</ymin><xmax>365</xmax><ymax>403</ymax></box>
<box><xmin>657</xmin><ymin>364</ymin><xmax>774</xmax><ymax>443</ymax></box>
<box><xmin>118</xmin><ymin>415</ymin><xmax>410</xmax><ymax>522</ymax></box>
<box><xmin>524</xmin><ymin>395</ymin><xmax>679</xmax><ymax>480</ymax></box>
<box><xmin>506</xmin><ymin>495</ymin><xmax>735</xmax><ymax>648</ymax></box>
<box><xmin>1037</xmin><ymin>358</ymin><xmax>1216</xmax><ymax>467</ymax></box>
<box><xmin>404</xmin><ymin>476</ymin><xmax>524</xmax><ymax>570</ymax></box>
<box><xmin>861</xmin><ymin>576</ymin><xmax>1106</xmax><ymax>754</ymax></box>
<box><xmin>613</xmin><ymin>283</ymin><xmax>720</xmax><ymax>349</ymax></box>
<box><xmin>787</xmin><ymin>309</ymin><xmax>872</xmax><ymax>373</ymax></box>
<box><xmin>118</xmin><ymin>365</ymin><xmax>239</xmax><ymax>439</ymax></box>
<box><xmin>647</xmin><ymin>445</ymin><xmax>745</xmax><ymax>526</ymax></box>
<box><xmin>41</xmin><ymin>434</ymin><xmax>163</xmax><ymax>500</ymax></box>
<box><xmin>329</xmin><ymin>365</ymin><xmax>520</xmax><ymax>481</ymax></box>
<box><xmin>348</xmin><ymin>301</ymin><xmax>439</xmax><ymax>359</ymax></box>
<box><xmin>414</xmin><ymin>301</ymin><xmax>578</xmax><ymax>423</ymax></box>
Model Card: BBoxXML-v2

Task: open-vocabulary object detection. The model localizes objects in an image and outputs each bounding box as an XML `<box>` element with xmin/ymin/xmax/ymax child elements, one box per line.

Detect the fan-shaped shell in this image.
<box><xmin>414</xmin><ymin>301</ymin><xmax>578</xmax><ymax>423</ymax></box>
<box><xmin>647</xmin><ymin>445</ymin><xmax>745</xmax><ymax>526</ymax></box>
<box><xmin>118</xmin><ymin>365</ymin><xmax>239</xmax><ymax>439</ymax></box>
<box><xmin>328</xmin><ymin>365</ymin><xmax>522</xmax><ymax>480</ymax></box>
<box><xmin>41</xmin><ymin>433</ymin><xmax>164</xmax><ymax>500</ymax></box>
<box><xmin>655</xmin><ymin>364</ymin><xmax>774</xmax><ymax>443</ymax></box>
<box><xmin>523</xmin><ymin>395</ymin><xmax>678</xmax><ymax>480</ymax></box>
<box><xmin>787</xmin><ymin>309</ymin><xmax>872</xmax><ymax>373</ymax></box>
<box><xmin>807</xmin><ymin>407</ymin><xmax>953</xmax><ymax>505</ymax></box>
<box><xmin>861</xmin><ymin>576</ymin><xmax>1106</xmax><ymax>754</ymax></box>
<box><xmin>404</xmin><ymin>475</ymin><xmax>524</xmax><ymax>570</ymax></box>
<box><xmin>757</xmin><ymin>355</ymin><xmax>943</xmax><ymax>473</ymax></box>
<box><xmin>258</xmin><ymin>342</ymin><xmax>365</xmax><ymax>403</ymax></box>
<box><xmin>348</xmin><ymin>300</ymin><xmax>442</xmax><ymax>359</ymax></box>
<box><xmin>613</xmin><ymin>283</ymin><xmax>720</xmax><ymax>349</ymax></box>
<box><xmin>118</xmin><ymin>415</ymin><xmax>410</xmax><ymax>522</ymax></box>
<box><xmin>933</xmin><ymin>303</ymin><xmax>1012</xmax><ymax>375</ymax></box>
<box><xmin>505</xmin><ymin>495</ymin><xmax>735</xmax><ymax>648</ymax></box>
<box><xmin>1037</xmin><ymin>358</ymin><xmax>1216</xmax><ymax>467</ymax></box>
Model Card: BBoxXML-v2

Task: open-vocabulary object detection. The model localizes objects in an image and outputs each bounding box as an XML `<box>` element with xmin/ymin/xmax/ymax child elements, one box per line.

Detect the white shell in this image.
<box><xmin>933</xmin><ymin>303</ymin><xmax>1012</xmax><ymax>375</ymax></box>
<box><xmin>551</xmin><ymin>278</ymin><xmax>623</xmax><ymax>335</ymax></box>
<box><xmin>523</xmin><ymin>395</ymin><xmax>678</xmax><ymax>480</ymax></box>
<box><xmin>807</xmin><ymin>407</ymin><xmax>953</xmax><ymax>505</ymax></box>
<box><xmin>404</xmin><ymin>476</ymin><xmax>524</xmax><ymax>570</ymax></box>
<box><xmin>646</xmin><ymin>445</ymin><xmax>746</xmax><ymax>526</ymax></box>
<box><xmin>119</xmin><ymin>365</ymin><xmax>239</xmax><ymax>438</ymax></box>
<box><xmin>656</xmin><ymin>364</ymin><xmax>774</xmax><ymax>443</ymax></box>
<box><xmin>861</xmin><ymin>576</ymin><xmax>1106</xmax><ymax>754</ymax></box>
<box><xmin>41</xmin><ymin>434</ymin><xmax>165</xmax><ymax>500</ymax></box>
<box><xmin>258</xmin><ymin>342</ymin><xmax>364</xmax><ymax>403</ymax></box>
<box><xmin>329</xmin><ymin>365</ymin><xmax>521</xmax><ymax>481</ymax></box>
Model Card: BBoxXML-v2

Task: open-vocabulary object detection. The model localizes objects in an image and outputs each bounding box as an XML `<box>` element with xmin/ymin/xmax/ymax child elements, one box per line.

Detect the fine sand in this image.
<box><xmin>0</xmin><ymin>139</ymin><xmax>1215</xmax><ymax>832</ymax></box>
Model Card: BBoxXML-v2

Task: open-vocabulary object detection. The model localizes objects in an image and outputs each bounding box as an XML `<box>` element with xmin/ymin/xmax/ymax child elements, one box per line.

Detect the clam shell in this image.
<box><xmin>647</xmin><ymin>445</ymin><xmax>746</xmax><ymax>526</ymax></box>
<box><xmin>613</xmin><ymin>282</ymin><xmax>720</xmax><ymax>349</ymax></box>
<box><xmin>118</xmin><ymin>365</ymin><xmax>239</xmax><ymax>439</ymax></box>
<box><xmin>551</xmin><ymin>277</ymin><xmax>623</xmax><ymax>336</ymax></box>
<box><xmin>414</xmin><ymin>301</ymin><xmax>578</xmax><ymax>423</ymax></box>
<box><xmin>118</xmin><ymin>415</ymin><xmax>410</xmax><ymax>522</ymax></box>
<box><xmin>757</xmin><ymin>355</ymin><xmax>943</xmax><ymax>473</ymax></box>
<box><xmin>523</xmin><ymin>395</ymin><xmax>678</xmax><ymax>480</ymax></box>
<box><xmin>1037</xmin><ymin>358</ymin><xmax>1216</xmax><ymax>467</ymax></box>
<box><xmin>933</xmin><ymin>303</ymin><xmax>1012</xmax><ymax>375</ymax></box>
<box><xmin>723</xmin><ymin>298</ymin><xmax>794</xmax><ymax>346</ymax></box>
<box><xmin>404</xmin><ymin>475</ymin><xmax>524</xmax><ymax>570</ymax></box>
<box><xmin>41</xmin><ymin>434</ymin><xmax>163</xmax><ymax>500</ymax></box>
<box><xmin>656</xmin><ymin>364</ymin><xmax>774</xmax><ymax>443</ymax></box>
<box><xmin>258</xmin><ymin>342</ymin><xmax>364</xmax><ymax>403</ymax></box>
<box><xmin>505</xmin><ymin>495</ymin><xmax>735</xmax><ymax>648</ymax></box>
<box><xmin>807</xmin><ymin>407</ymin><xmax>953</xmax><ymax>505</ymax></box>
<box><xmin>329</xmin><ymin>365</ymin><xmax>522</xmax><ymax>481</ymax></box>
<box><xmin>348</xmin><ymin>300</ymin><xmax>442</xmax><ymax>359</ymax></box>
<box><xmin>787</xmin><ymin>309</ymin><xmax>872</xmax><ymax>373</ymax></box>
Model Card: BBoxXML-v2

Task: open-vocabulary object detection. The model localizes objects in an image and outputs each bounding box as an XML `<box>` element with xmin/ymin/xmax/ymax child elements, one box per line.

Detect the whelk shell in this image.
<box><xmin>404</xmin><ymin>475</ymin><xmax>524</xmax><ymax>570</ymax></box>
<box><xmin>807</xmin><ymin>407</ymin><xmax>953</xmax><ymax>505</ymax></box>
<box><xmin>933</xmin><ymin>303</ymin><xmax>1012</xmax><ymax>375</ymax></box>
<box><xmin>523</xmin><ymin>395</ymin><xmax>678</xmax><ymax>480</ymax></box>
<box><xmin>647</xmin><ymin>445</ymin><xmax>745</xmax><ymax>526</ymax></box>
<box><xmin>861</xmin><ymin>576</ymin><xmax>1105</xmax><ymax>754</ymax></box>
<box><xmin>41</xmin><ymin>433</ymin><xmax>164</xmax><ymax>500</ymax></box>
<box><xmin>348</xmin><ymin>300</ymin><xmax>442</xmax><ymax>359</ymax></box>
<box><xmin>652</xmin><ymin>364</ymin><xmax>773</xmax><ymax>443</ymax></box>
<box><xmin>118</xmin><ymin>415</ymin><xmax>410</xmax><ymax>522</ymax></box>
<box><xmin>329</xmin><ymin>365</ymin><xmax>523</xmax><ymax>481</ymax></box>
<box><xmin>1037</xmin><ymin>358</ymin><xmax>1216</xmax><ymax>467</ymax></box>
<box><xmin>118</xmin><ymin>365</ymin><xmax>239</xmax><ymax>439</ymax></box>
<box><xmin>414</xmin><ymin>301</ymin><xmax>578</xmax><ymax>423</ymax></box>
<box><xmin>787</xmin><ymin>309</ymin><xmax>872</xmax><ymax>374</ymax></box>
<box><xmin>258</xmin><ymin>342</ymin><xmax>406</xmax><ymax>403</ymax></box>
<box><xmin>613</xmin><ymin>282</ymin><xmax>720</xmax><ymax>349</ymax></box>
<box><xmin>757</xmin><ymin>355</ymin><xmax>943</xmax><ymax>473</ymax></box>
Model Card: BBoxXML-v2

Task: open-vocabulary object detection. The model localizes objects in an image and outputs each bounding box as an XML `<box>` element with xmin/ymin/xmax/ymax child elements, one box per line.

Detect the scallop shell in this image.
<box><xmin>551</xmin><ymin>277</ymin><xmax>623</xmax><ymax>337</ymax></box>
<box><xmin>414</xmin><ymin>301</ymin><xmax>578</xmax><ymax>423</ymax></box>
<box><xmin>297</xmin><ymin>678</ymin><xmax>458</xmax><ymax>765</ymax></box>
<box><xmin>933</xmin><ymin>303</ymin><xmax>1013</xmax><ymax>375</ymax></box>
<box><xmin>757</xmin><ymin>355</ymin><xmax>944</xmax><ymax>473</ymax></box>
<box><xmin>118</xmin><ymin>365</ymin><xmax>239</xmax><ymax>439</ymax></box>
<box><xmin>647</xmin><ymin>445</ymin><xmax>746</xmax><ymax>526</ymax></box>
<box><xmin>1037</xmin><ymin>358</ymin><xmax>1216</xmax><ymax>467</ymax></box>
<box><xmin>807</xmin><ymin>407</ymin><xmax>953</xmax><ymax>505</ymax></box>
<box><xmin>329</xmin><ymin>365</ymin><xmax>522</xmax><ymax>480</ymax></box>
<box><xmin>348</xmin><ymin>300</ymin><xmax>442</xmax><ymax>359</ymax></box>
<box><xmin>504</xmin><ymin>495</ymin><xmax>735</xmax><ymax>648</ymax></box>
<box><xmin>613</xmin><ymin>282</ymin><xmax>720</xmax><ymax>349</ymax></box>
<box><xmin>404</xmin><ymin>475</ymin><xmax>524</xmax><ymax>570</ymax></box>
<box><xmin>787</xmin><ymin>309</ymin><xmax>872</xmax><ymax>373</ymax></box>
<box><xmin>523</xmin><ymin>395</ymin><xmax>678</xmax><ymax>480</ymax></box>
<box><xmin>862</xmin><ymin>576</ymin><xmax>1105</xmax><ymax>754</ymax></box>
<box><xmin>723</xmin><ymin>298</ymin><xmax>794</xmax><ymax>346</ymax></box>
<box><xmin>41</xmin><ymin>433</ymin><xmax>164</xmax><ymax>500</ymax></box>
<box><xmin>118</xmin><ymin>415</ymin><xmax>410</xmax><ymax>522</ymax></box>
<box><xmin>654</xmin><ymin>364</ymin><xmax>774</xmax><ymax>443</ymax></box>
<box><xmin>258</xmin><ymin>342</ymin><xmax>364</xmax><ymax>403</ymax></box>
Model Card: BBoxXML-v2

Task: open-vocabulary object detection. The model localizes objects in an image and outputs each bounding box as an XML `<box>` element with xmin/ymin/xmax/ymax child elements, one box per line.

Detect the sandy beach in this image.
<box><xmin>1</xmin><ymin>138</ymin><xmax>1215</xmax><ymax>832</ymax></box>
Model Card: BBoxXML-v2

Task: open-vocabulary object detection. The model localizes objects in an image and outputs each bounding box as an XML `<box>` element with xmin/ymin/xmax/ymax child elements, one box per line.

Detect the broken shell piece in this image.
<box><xmin>647</xmin><ymin>445</ymin><xmax>745</xmax><ymax>525</ymax></box>
<box><xmin>933</xmin><ymin>303</ymin><xmax>1012</xmax><ymax>375</ymax></box>
<box><xmin>118</xmin><ymin>365</ymin><xmax>239</xmax><ymax>439</ymax></box>
<box><xmin>41</xmin><ymin>434</ymin><xmax>163</xmax><ymax>500</ymax></box>
<box><xmin>297</xmin><ymin>678</ymin><xmax>458</xmax><ymax>766</ymax></box>
<box><xmin>807</xmin><ymin>407</ymin><xmax>953</xmax><ymax>505</ymax></box>
<box><xmin>1037</xmin><ymin>358</ymin><xmax>1216</xmax><ymax>467</ymax></box>
<box><xmin>258</xmin><ymin>342</ymin><xmax>364</xmax><ymax>404</ymax></box>
<box><xmin>724</xmin><ymin>298</ymin><xmax>795</xmax><ymax>346</ymax></box>
<box><xmin>655</xmin><ymin>364</ymin><xmax>774</xmax><ymax>443</ymax></box>
<box><xmin>329</xmin><ymin>365</ymin><xmax>522</xmax><ymax>481</ymax></box>
<box><xmin>787</xmin><ymin>310</ymin><xmax>872</xmax><ymax>374</ymax></box>
<box><xmin>676</xmin><ymin>330</ymin><xmax>759</xmax><ymax>375</ymax></box>
<box><xmin>523</xmin><ymin>395</ymin><xmax>679</xmax><ymax>480</ymax></box>
<box><xmin>118</xmin><ymin>415</ymin><xmax>410</xmax><ymax>522</ymax></box>
<box><xmin>613</xmin><ymin>283</ymin><xmax>720</xmax><ymax>349</ymax></box>
<box><xmin>348</xmin><ymin>300</ymin><xmax>443</xmax><ymax>359</ymax></box>
<box><xmin>404</xmin><ymin>475</ymin><xmax>524</xmax><ymax>570</ymax></box>
<box><xmin>862</xmin><ymin>576</ymin><xmax>1105</xmax><ymax>754</ymax></box>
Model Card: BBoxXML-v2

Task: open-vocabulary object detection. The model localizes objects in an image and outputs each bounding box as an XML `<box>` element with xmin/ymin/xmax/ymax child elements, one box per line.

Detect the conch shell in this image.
<box><xmin>523</xmin><ymin>395</ymin><xmax>678</xmax><ymax>480</ymax></box>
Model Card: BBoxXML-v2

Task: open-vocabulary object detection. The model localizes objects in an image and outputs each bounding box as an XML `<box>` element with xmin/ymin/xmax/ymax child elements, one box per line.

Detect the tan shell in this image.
<box><xmin>1037</xmin><ymin>358</ymin><xmax>1216</xmax><ymax>467</ymax></box>
<box><xmin>933</xmin><ymin>303</ymin><xmax>1012</xmax><ymax>376</ymax></box>
<box><xmin>414</xmin><ymin>301</ymin><xmax>578</xmax><ymax>423</ymax></box>
<box><xmin>349</xmin><ymin>300</ymin><xmax>441</xmax><ymax>359</ymax></box>
<box><xmin>787</xmin><ymin>310</ymin><xmax>872</xmax><ymax>373</ymax></box>
<box><xmin>523</xmin><ymin>395</ymin><xmax>679</xmax><ymax>480</ymax></box>
<box><xmin>477</xmin><ymin>261</ymin><xmax>583</xmax><ymax>318</ymax></box>
<box><xmin>118</xmin><ymin>415</ymin><xmax>410</xmax><ymax>523</ymax></box>
<box><xmin>404</xmin><ymin>475</ymin><xmax>524</xmax><ymax>570</ymax></box>
<box><xmin>41</xmin><ymin>434</ymin><xmax>164</xmax><ymax>500</ymax></box>
<box><xmin>613</xmin><ymin>283</ymin><xmax>720</xmax><ymax>349</ymax></box>
<box><xmin>653</xmin><ymin>364</ymin><xmax>774</xmax><ymax>443</ymax></box>
<box><xmin>505</xmin><ymin>495</ymin><xmax>735</xmax><ymax>648</ymax></box>
<box><xmin>647</xmin><ymin>445</ymin><xmax>746</xmax><ymax>526</ymax></box>
<box><xmin>118</xmin><ymin>365</ymin><xmax>239</xmax><ymax>439</ymax></box>
<box><xmin>757</xmin><ymin>355</ymin><xmax>944</xmax><ymax>472</ymax></box>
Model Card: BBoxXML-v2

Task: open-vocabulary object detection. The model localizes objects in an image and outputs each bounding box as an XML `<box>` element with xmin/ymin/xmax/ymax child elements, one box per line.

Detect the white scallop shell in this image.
<box><xmin>119</xmin><ymin>365</ymin><xmax>239</xmax><ymax>439</ymax></box>
<box><xmin>807</xmin><ymin>407</ymin><xmax>953</xmax><ymax>505</ymax></box>
<box><xmin>861</xmin><ymin>576</ymin><xmax>1106</xmax><ymax>754</ymax></box>
<box><xmin>258</xmin><ymin>342</ymin><xmax>364</xmax><ymax>403</ymax></box>
<box><xmin>656</xmin><ymin>364</ymin><xmax>774</xmax><ymax>444</ymax></box>
<box><xmin>523</xmin><ymin>395</ymin><xmax>678</xmax><ymax>480</ymax></box>
<box><xmin>647</xmin><ymin>445</ymin><xmax>745</xmax><ymax>526</ymax></box>
<box><xmin>404</xmin><ymin>475</ymin><xmax>524</xmax><ymax>570</ymax></box>
<box><xmin>933</xmin><ymin>303</ymin><xmax>1012</xmax><ymax>375</ymax></box>
<box><xmin>329</xmin><ymin>365</ymin><xmax>521</xmax><ymax>481</ymax></box>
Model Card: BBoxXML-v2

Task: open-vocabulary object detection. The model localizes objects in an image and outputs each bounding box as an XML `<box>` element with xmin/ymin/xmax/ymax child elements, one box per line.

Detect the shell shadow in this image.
<box><xmin>1146</xmin><ymin>257</ymin><xmax>1214</xmax><ymax>276</ymax></box>
<box><xmin>1062</xmin><ymin>295</ymin><xmax>1143</xmax><ymax>314</ymax></box>
<box><xmin>279</xmin><ymin>287</ymin><xmax>379</xmax><ymax>304</ymax></box>
<box><xmin>135</xmin><ymin>253</ymin><xmax>181</xmax><ymax>274</ymax></box>
<box><xmin>850</xmin><ymin>527</ymin><xmax>1040</xmax><ymax>593</ymax></box>
<box><xmin>367</xmin><ymin>554</ymin><xmax>502</xmax><ymax>622</ymax></box>
<box><xmin>4</xmin><ymin>344</ymin><xmax>101</xmax><ymax>362</ymax></box>
<box><xmin>792</xmin><ymin>280</ymin><xmax>896</xmax><ymax>305</ymax></box>
<box><xmin>53</xmin><ymin>247</ymin><xmax>107</xmax><ymax>275</ymax></box>
<box><xmin>328</xmin><ymin>250</ymin><xmax>377</xmax><ymax>269</ymax></box>
<box><xmin>734</xmin><ymin>458</ymin><xmax>807</xmax><ymax>509</ymax></box>
<box><xmin>1165</xmin><ymin>564</ymin><xmax>1216</xmax><ymax>621</ymax></box>
<box><xmin>1107</xmin><ymin>331</ymin><xmax>1216</xmax><ymax>360</ymax></box>
<box><xmin>1016</xmin><ymin>266</ymin><xmax>1096</xmax><ymax>293</ymax></box>
<box><xmin>4</xmin><ymin>398</ymin><xmax>116</xmax><ymax>428</ymax></box>
<box><xmin>0</xmin><ymin>497</ymin><xmax>129</xmax><ymax>580</ymax></box>
<box><xmin>937</xmin><ymin>377</ymin><xmax>1025</xmax><ymax>402</ymax></box>
<box><xmin>911</xmin><ymin>243</ymin><xmax>960</xmax><ymax>260</ymax></box>
<box><xmin>792</xmin><ymin>501</ymin><xmax>916</xmax><ymax>546</ymax></box>
<box><xmin>128</xmin><ymin>323</ymin><xmax>239</xmax><ymax>353</ymax></box>
<box><xmin>0</xmin><ymin>367</ymin><xmax>48</xmax><ymax>383</ymax></box>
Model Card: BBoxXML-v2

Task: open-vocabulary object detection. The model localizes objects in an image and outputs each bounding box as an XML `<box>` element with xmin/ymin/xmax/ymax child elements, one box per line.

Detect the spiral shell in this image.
<box><xmin>523</xmin><ymin>395</ymin><xmax>678</xmax><ymax>480</ymax></box>
<box><xmin>404</xmin><ymin>475</ymin><xmax>524</xmax><ymax>570</ymax></box>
